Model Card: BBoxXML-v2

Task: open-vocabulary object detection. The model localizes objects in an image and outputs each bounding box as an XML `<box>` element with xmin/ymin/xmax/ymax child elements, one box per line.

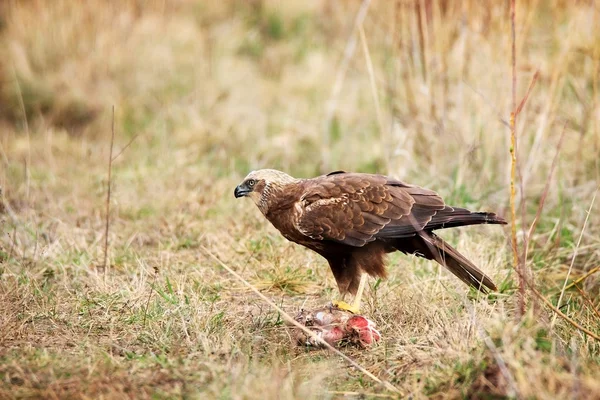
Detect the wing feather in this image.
<box><xmin>295</xmin><ymin>173</ymin><xmax>445</xmax><ymax>247</ymax></box>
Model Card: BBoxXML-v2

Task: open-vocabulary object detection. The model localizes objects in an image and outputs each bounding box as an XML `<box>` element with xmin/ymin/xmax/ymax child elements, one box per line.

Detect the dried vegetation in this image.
<box><xmin>1</xmin><ymin>0</ymin><xmax>599</xmax><ymax>398</ymax></box>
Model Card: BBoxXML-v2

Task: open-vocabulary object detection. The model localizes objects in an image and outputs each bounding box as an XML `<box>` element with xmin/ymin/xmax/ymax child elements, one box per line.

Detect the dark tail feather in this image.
<box><xmin>393</xmin><ymin>232</ymin><xmax>497</xmax><ymax>293</ymax></box>
<box><xmin>378</xmin><ymin>209</ymin><xmax>507</xmax><ymax>239</ymax></box>
<box><xmin>424</xmin><ymin>208</ymin><xmax>507</xmax><ymax>232</ymax></box>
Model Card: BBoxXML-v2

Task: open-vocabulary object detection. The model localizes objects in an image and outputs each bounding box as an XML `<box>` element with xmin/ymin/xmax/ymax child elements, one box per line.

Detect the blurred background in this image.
<box><xmin>1</xmin><ymin>1</ymin><xmax>600</xmax><ymax>398</ymax></box>
<box><xmin>2</xmin><ymin>0</ymin><xmax>599</xmax><ymax>184</ymax></box>
<box><xmin>2</xmin><ymin>0</ymin><xmax>599</xmax><ymax>264</ymax></box>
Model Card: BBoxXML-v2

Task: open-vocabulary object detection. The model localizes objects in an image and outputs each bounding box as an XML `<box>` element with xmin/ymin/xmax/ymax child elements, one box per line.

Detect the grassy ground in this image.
<box><xmin>1</xmin><ymin>0</ymin><xmax>600</xmax><ymax>398</ymax></box>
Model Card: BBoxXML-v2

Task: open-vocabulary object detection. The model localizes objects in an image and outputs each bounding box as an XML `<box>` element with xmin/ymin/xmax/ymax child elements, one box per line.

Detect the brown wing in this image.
<box><xmin>295</xmin><ymin>173</ymin><xmax>445</xmax><ymax>247</ymax></box>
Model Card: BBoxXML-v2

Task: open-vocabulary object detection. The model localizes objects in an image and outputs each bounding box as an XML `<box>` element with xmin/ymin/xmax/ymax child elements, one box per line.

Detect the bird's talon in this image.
<box><xmin>332</xmin><ymin>300</ymin><xmax>360</xmax><ymax>314</ymax></box>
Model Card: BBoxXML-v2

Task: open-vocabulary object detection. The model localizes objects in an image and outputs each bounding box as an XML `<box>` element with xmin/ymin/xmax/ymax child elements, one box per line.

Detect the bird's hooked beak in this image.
<box><xmin>234</xmin><ymin>182</ymin><xmax>250</xmax><ymax>198</ymax></box>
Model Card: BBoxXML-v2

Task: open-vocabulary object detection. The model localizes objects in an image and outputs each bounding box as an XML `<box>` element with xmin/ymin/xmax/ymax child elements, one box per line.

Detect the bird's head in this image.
<box><xmin>234</xmin><ymin>169</ymin><xmax>296</xmax><ymax>213</ymax></box>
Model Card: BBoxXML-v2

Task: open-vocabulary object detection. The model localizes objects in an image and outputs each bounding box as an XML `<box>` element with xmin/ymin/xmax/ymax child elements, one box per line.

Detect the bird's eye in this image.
<box><xmin>247</xmin><ymin>179</ymin><xmax>256</xmax><ymax>187</ymax></box>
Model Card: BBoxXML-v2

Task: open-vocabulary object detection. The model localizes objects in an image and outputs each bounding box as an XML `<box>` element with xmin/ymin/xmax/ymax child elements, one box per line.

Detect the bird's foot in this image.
<box><xmin>331</xmin><ymin>300</ymin><xmax>360</xmax><ymax>314</ymax></box>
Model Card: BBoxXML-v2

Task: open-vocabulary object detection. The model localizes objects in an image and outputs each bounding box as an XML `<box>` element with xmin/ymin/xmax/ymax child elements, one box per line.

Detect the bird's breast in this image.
<box><xmin>266</xmin><ymin>207</ymin><xmax>311</xmax><ymax>243</ymax></box>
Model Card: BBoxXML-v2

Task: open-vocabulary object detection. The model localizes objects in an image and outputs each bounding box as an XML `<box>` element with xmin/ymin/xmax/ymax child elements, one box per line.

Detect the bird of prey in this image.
<box><xmin>234</xmin><ymin>169</ymin><xmax>506</xmax><ymax>313</ymax></box>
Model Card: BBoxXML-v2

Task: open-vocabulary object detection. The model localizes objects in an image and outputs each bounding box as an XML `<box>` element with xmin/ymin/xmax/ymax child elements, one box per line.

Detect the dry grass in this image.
<box><xmin>1</xmin><ymin>0</ymin><xmax>600</xmax><ymax>398</ymax></box>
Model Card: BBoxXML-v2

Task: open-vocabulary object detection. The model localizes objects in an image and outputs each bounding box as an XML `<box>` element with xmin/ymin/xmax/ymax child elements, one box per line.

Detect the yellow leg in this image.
<box><xmin>332</xmin><ymin>274</ymin><xmax>367</xmax><ymax>314</ymax></box>
<box><xmin>352</xmin><ymin>273</ymin><xmax>368</xmax><ymax>311</ymax></box>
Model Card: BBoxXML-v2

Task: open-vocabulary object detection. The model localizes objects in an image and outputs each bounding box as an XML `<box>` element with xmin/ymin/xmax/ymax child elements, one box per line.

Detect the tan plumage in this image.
<box><xmin>234</xmin><ymin>169</ymin><xmax>506</xmax><ymax>296</ymax></box>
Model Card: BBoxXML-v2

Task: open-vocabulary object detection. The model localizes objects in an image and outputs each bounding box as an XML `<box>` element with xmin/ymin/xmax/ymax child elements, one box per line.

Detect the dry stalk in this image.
<box><xmin>509</xmin><ymin>2</ymin><xmax>540</xmax><ymax>318</ymax></box>
<box><xmin>516</xmin><ymin>72</ymin><xmax>539</xmax><ymax>270</ymax></box>
<box><xmin>553</xmin><ymin>186</ymin><xmax>599</xmax><ymax>328</ymax></box>
<box><xmin>509</xmin><ymin>0</ymin><xmax>524</xmax><ymax>316</ymax></box>
<box><xmin>112</xmin><ymin>134</ymin><xmax>139</xmax><ymax>163</ymax></box>
<box><xmin>143</xmin><ymin>266</ymin><xmax>159</xmax><ymax>327</ymax></box>
<box><xmin>414</xmin><ymin>0</ymin><xmax>427</xmax><ymax>82</ymax></box>
<box><xmin>564</xmin><ymin>266</ymin><xmax>600</xmax><ymax>291</ymax></box>
<box><xmin>525</xmin><ymin>123</ymin><xmax>567</xmax><ymax>248</ymax></box>
<box><xmin>11</xmin><ymin>65</ymin><xmax>31</xmax><ymax>203</ymax></box>
<box><xmin>515</xmin><ymin>71</ymin><xmax>539</xmax><ymax>117</ymax></box>
<box><xmin>103</xmin><ymin>106</ymin><xmax>116</xmax><ymax>270</ymax></box>
<box><xmin>8</xmin><ymin>224</ymin><xmax>17</xmax><ymax>261</ymax></box>
<box><xmin>521</xmin><ymin>121</ymin><xmax>566</xmax><ymax>302</ymax></box>
<box><xmin>520</xmin><ymin>270</ymin><xmax>600</xmax><ymax>342</ymax></box>
<box><xmin>573</xmin><ymin>284</ymin><xmax>600</xmax><ymax>322</ymax></box>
